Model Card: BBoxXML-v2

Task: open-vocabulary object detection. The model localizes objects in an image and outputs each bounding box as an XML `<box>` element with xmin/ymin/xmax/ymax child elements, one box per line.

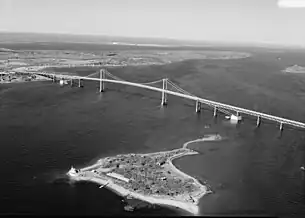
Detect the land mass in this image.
<box><xmin>282</xmin><ymin>64</ymin><xmax>305</xmax><ymax>74</ymax></box>
<box><xmin>0</xmin><ymin>47</ymin><xmax>251</xmax><ymax>84</ymax></box>
<box><xmin>67</xmin><ymin>134</ymin><xmax>222</xmax><ymax>215</ymax></box>
<box><xmin>0</xmin><ymin>71</ymin><xmax>51</xmax><ymax>83</ymax></box>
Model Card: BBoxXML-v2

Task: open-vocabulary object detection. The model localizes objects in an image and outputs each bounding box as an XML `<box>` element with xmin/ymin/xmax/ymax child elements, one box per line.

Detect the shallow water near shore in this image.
<box><xmin>1</xmin><ymin>47</ymin><xmax>305</xmax><ymax>216</ymax></box>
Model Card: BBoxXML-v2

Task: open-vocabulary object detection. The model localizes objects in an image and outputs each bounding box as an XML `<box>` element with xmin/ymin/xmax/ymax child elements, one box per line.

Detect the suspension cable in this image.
<box><xmin>167</xmin><ymin>80</ymin><xmax>195</xmax><ymax>97</ymax></box>
<box><xmin>167</xmin><ymin>80</ymin><xmax>190</xmax><ymax>94</ymax></box>
<box><xmin>105</xmin><ymin>71</ymin><xmax>126</xmax><ymax>81</ymax></box>
<box><xmin>105</xmin><ymin>71</ymin><xmax>125</xmax><ymax>81</ymax></box>
<box><xmin>138</xmin><ymin>79</ymin><xmax>164</xmax><ymax>85</ymax></box>
<box><xmin>85</xmin><ymin>72</ymin><xmax>99</xmax><ymax>78</ymax></box>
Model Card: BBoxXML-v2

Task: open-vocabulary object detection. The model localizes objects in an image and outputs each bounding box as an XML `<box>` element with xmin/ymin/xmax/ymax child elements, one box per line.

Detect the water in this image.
<box><xmin>1</xmin><ymin>46</ymin><xmax>305</xmax><ymax>217</ymax></box>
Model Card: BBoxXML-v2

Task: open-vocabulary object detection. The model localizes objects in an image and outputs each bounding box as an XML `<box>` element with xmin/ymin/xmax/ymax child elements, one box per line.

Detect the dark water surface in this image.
<box><xmin>1</xmin><ymin>46</ymin><xmax>305</xmax><ymax>217</ymax></box>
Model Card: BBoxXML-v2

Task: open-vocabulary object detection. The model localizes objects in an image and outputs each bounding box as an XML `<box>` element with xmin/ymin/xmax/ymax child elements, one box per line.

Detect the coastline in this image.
<box><xmin>67</xmin><ymin>134</ymin><xmax>222</xmax><ymax>215</ymax></box>
<box><xmin>0</xmin><ymin>77</ymin><xmax>51</xmax><ymax>84</ymax></box>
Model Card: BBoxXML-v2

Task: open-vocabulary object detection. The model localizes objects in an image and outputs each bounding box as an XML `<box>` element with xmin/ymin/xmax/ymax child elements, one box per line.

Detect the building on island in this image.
<box><xmin>106</xmin><ymin>172</ymin><xmax>129</xmax><ymax>183</ymax></box>
<box><xmin>68</xmin><ymin>166</ymin><xmax>79</xmax><ymax>177</ymax></box>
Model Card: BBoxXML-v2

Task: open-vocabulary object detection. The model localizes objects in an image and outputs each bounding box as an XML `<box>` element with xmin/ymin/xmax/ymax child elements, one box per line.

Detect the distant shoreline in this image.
<box><xmin>1</xmin><ymin>49</ymin><xmax>251</xmax><ymax>85</ymax></box>
<box><xmin>0</xmin><ymin>74</ymin><xmax>51</xmax><ymax>84</ymax></box>
<box><xmin>283</xmin><ymin>64</ymin><xmax>305</xmax><ymax>74</ymax></box>
<box><xmin>67</xmin><ymin>134</ymin><xmax>222</xmax><ymax>215</ymax></box>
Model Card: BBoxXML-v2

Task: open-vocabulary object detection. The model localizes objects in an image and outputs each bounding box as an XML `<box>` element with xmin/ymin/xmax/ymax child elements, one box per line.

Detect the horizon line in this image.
<box><xmin>0</xmin><ymin>30</ymin><xmax>304</xmax><ymax>49</ymax></box>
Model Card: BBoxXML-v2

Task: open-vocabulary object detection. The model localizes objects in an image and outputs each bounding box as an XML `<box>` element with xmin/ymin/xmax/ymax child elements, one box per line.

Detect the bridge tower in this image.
<box><xmin>99</xmin><ymin>69</ymin><xmax>105</xmax><ymax>92</ymax></box>
<box><xmin>196</xmin><ymin>100</ymin><xmax>201</xmax><ymax>113</ymax></box>
<box><xmin>161</xmin><ymin>78</ymin><xmax>168</xmax><ymax>105</ymax></box>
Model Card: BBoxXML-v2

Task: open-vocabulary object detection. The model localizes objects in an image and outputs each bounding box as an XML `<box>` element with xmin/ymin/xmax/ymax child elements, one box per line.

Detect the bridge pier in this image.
<box><xmin>78</xmin><ymin>79</ymin><xmax>83</xmax><ymax>88</ymax></box>
<box><xmin>52</xmin><ymin>75</ymin><xmax>55</xmax><ymax>83</ymax></box>
<box><xmin>280</xmin><ymin>122</ymin><xmax>283</xmax><ymax>131</ymax></box>
<box><xmin>70</xmin><ymin>78</ymin><xmax>73</xmax><ymax>87</ymax></box>
<box><xmin>161</xmin><ymin>78</ymin><xmax>168</xmax><ymax>105</ymax></box>
<box><xmin>100</xmin><ymin>69</ymin><xmax>105</xmax><ymax>92</ymax></box>
<box><xmin>213</xmin><ymin>106</ymin><xmax>217</xmax><ymax>117</ymax></box>
<box><xmin>196</xmin><ymin>100</ymin><xmax>201</xmax><ymax>113</ymax></box>
<box><xmin>256</xmin><ymin>116</ymin><xmax>261</xmax><ymax>127</ymax></box>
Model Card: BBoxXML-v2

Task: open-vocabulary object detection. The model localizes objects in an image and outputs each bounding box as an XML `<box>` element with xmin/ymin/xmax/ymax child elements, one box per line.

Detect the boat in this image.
<box><xmin>301</xmin><ymin>166</ymin><xmax>305</xmax><ymax>171</ymax></box>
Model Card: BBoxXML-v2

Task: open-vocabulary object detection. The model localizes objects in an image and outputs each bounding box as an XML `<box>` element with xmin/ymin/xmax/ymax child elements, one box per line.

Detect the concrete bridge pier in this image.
<box><xmin>52</xmin><ymin>75</ymin><xmax>55</xmax><ymax>83</ymax></box>
<box><xmin>195</xmin><ymin>100</ymin><xmax>201</xmax><ymax>113</ymax></box>
<box><xmin>161</xmin><ymin>78</ymin><xmax>168</xmax><ymax>105</ymax></box>
<box><xmin>213</xmin><ymin>106</ymin><xmax>217</xmax><ymax>117</ymax></box>
<box><xmin>78</xmin><ymin>79</ymin><xmax>83</xmax><ymax>88</ymax></box>
<box><xmin>256</xmin><ymin>116</ymin><xmax>261</xmax><ymax>127</ymax></box>
<box><xmin>70</xmin><ymin>78</ymin><xmax>73</xmax><ymax>87</ymax></box>
<box><xmin>280</xmin><ymin>122</ymin><xmax>283</xmax><ymax>131</ymax></box>
<box><xmin>99</xmin><ymin>70</ymin><xmax>105</xmax><ymax>92</ymax></box>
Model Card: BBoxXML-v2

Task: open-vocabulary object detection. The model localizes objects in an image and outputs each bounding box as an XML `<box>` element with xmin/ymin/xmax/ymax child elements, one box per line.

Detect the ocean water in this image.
<box><xmin>0</xmin><ymin>45</ymin><xmax>305</xmax><ymax>217</ymax></box>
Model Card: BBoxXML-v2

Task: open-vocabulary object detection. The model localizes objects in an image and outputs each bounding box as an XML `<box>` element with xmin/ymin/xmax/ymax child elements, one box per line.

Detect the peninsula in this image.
<box><xmin>67</xmin><ymin>134</ymin><xmax>222</xmax><ymax>215</ymax></box>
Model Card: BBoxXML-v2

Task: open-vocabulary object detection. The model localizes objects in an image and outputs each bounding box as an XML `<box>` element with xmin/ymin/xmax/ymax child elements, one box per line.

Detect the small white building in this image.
<box><xmin>225</xmin><ymin>114</ymin><xmax>242</xmax><ymax>122</ymax></box>
<box><xmin>59</xmin><ymin>79</ymin><xmax>68</xmax><ymax>86</ymax></box>
<box><xmin>68</xmin><ymin>166</ymin><xmax>79</xmax><ymax>177</ymax></box>
<box><xmin>106</xmin><ymin>172</ymin><xmax>129</xmax><ymax>183</ymax></box>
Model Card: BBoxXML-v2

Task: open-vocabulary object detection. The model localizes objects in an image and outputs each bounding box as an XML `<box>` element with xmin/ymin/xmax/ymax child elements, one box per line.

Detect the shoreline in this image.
<box><xmin>0</xmin><ymin>77</ymin><xmax>52</xmax><ymax>84</ymax></box>
<box><xmin>0</xmin><ymin>79</ymin><xmax>51</xmax><ymax>84</ymax></box>
<box><xmin>67</xmin><ymin>134</ymin><xmax>222</xmax><ymax>215</ymax></box>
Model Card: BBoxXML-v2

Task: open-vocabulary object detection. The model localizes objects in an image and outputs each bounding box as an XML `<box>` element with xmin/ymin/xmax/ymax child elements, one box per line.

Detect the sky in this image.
<box><xmin>0</xmin><ymin>0</ymin><xmax>305</xmax><ymax>46</ymax></box>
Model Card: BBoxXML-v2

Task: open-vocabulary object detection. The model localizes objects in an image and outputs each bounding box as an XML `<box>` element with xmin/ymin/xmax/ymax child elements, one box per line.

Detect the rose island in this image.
<box><xmin>67</xmin><ymin>134</ymin><xmax>222</xmax><ymax>215</ymax></box>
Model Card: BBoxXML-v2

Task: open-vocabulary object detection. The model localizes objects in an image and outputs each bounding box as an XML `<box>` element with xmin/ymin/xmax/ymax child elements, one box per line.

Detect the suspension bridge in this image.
<box><xmin>17</xmin><ymin>69</ymin><xmax>305</xmax><ymax>130</ymax></box>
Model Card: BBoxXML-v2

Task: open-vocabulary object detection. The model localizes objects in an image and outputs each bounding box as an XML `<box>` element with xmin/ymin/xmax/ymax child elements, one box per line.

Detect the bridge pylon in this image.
<box><xmin>100</xmin><ymin>69</ymin><xmax>105</xmax><ymax>92</ymax></box>
<box><xmin>196</xmin><ymin>100</ymin><xmax>201</xmax><ymax>113</ymax></box>
<box><xmin>161</xmin><ymin>78</ymin><xmax>168</xmax><ymax>105</ymax></box>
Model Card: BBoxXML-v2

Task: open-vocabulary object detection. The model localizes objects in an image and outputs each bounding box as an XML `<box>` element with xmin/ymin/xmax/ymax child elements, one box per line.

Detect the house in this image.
<box><xmin>106</xmin><ymin>172</ymin><xmax>129</xmax><ymax>183</ymax></box>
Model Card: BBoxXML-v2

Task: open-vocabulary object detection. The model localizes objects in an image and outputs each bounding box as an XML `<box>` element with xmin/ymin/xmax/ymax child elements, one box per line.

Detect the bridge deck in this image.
<box><xmin>32</xmin><ymin>72</ymin><xmax>305</xmax><ymax>129</ymax></box>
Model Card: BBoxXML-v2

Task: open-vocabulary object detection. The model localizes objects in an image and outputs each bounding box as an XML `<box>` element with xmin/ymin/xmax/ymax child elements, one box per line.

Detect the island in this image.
<box><xmin>282</xmin><ymin>64</ymin><xmax>305</xmax><ymax>74</ymax></box>
<box><xmin>67</xmin><ymin>134</ymin><xmax>222</xmax><ymax>215</ymax></box>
